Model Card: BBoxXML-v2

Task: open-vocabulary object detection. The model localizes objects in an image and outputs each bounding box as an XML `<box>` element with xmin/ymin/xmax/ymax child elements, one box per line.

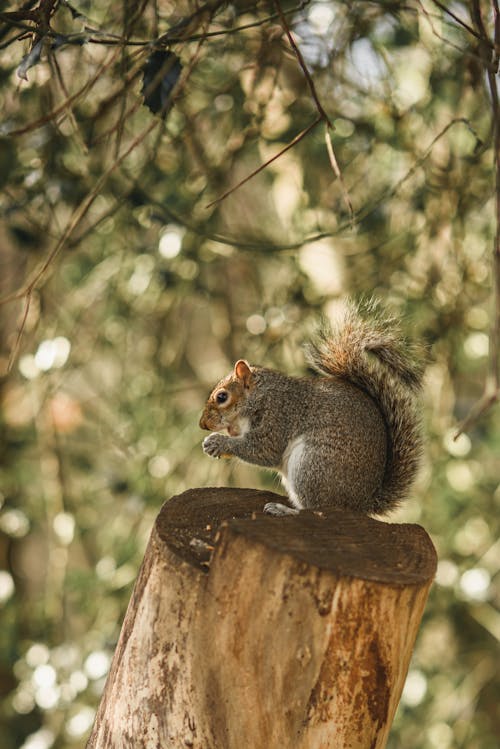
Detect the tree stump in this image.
<box><xmin>87</xmin><ymin>488</ymin><xmax>437</xmax><ymax>749</ymax></box>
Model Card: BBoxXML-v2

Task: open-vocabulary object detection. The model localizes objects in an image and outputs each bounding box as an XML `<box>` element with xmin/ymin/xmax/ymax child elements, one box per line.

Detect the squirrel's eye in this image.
<box><xmin>216</xmin><ymin>391</ymin><xmax>229</xmax><ymax>404</ymax></box>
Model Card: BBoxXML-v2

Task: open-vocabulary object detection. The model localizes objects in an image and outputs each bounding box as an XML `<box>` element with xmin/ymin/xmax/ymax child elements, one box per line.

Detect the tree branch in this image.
<box><xmin>455</xmin><ymin>0</ymin><xmax>500</xmax><ymax>436</ymax></box>
<box><xmin>205</xmin><ymin>116</ymin><xmax>323</xmax><ymax>209</ymax></box>
<box><xmin>273</xmin><ymin>0</ymin><xmax>332</xmax><ymax>128</ymax></box>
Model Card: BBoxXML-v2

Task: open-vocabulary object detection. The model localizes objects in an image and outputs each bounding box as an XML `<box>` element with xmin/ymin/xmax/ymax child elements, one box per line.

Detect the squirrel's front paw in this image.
<box><xmin>202</xmin><ymin>433</ymin><xmax>231</xmax><ymax>459</ymax></box>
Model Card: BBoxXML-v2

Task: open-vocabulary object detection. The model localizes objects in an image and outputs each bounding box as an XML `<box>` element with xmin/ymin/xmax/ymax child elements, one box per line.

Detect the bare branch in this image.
<box><xmin>205</xmin><ymin>116</ymin><xmax>323</xmax><ymax>209</ymax></box>
<box><xmin>455</xmin><ymin>0</ymin><xmax>500</xmax><ymax>436</ymax></box>
<box><xmin>5</xmin><ymin>46</ymin><xmax>123</xmax><ymax>137</ymax></box>
<box><xmin>325</xmin><ymin>126</ymin><xmax>354</xmax><ymax>226</ymax></box>
<box><xmin>6</xmin><ymin>290</ymin><xmax>32</xmax><ymax>375</ymax></box>
<box><xmin>430</xmin><ymin>0</ymin><xmax>489</xmax><ymax>44</ymax></box>
<box><xmin>273</xmin><ymin>0</ymin><xmax>332</xmax><ymax>128</ymax></box>
<box><xmin>1</xmin><ymin>117</ymin><xmax>160</xmax><ymax>371</ymax></box>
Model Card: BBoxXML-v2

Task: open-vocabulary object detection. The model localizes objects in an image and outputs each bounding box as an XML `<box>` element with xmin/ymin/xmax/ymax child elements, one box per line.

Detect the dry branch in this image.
<box><xmin>206</xmin><ymin>116</ymin><xmax>323</xmax><ymax>209</ymax></box>
<box><xmin>456</xmin><ymin>0</ymin><xmax>500</xmax><ymax>436</ymax></box>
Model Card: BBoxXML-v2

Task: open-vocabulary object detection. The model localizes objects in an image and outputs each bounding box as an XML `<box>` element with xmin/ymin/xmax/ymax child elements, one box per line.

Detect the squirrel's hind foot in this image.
<box><xmin>263</xmin><ymin>502</ymin><xmax>299</xmax><ymax>517</ymax></box>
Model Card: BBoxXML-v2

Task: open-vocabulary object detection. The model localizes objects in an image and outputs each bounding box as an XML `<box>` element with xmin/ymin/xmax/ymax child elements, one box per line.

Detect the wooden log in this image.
<box><xmin>87</xmin><ymin>487</ymin><xmax>437</xmax><ymax>749</ymax></box>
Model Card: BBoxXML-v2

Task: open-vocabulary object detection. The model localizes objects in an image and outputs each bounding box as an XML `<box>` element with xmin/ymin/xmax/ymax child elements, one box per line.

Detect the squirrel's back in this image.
<box><xmin>306</xmin><ymin>299</ymin><xmax>425</xmax><ymax>514</ymax></box>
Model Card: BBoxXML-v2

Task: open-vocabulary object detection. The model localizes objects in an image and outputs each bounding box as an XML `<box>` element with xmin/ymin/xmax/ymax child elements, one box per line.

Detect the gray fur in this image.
<box><xmin>201</xmin><ymin>300</ymin><xmax>424</xmax><ymax>515</ymax></box>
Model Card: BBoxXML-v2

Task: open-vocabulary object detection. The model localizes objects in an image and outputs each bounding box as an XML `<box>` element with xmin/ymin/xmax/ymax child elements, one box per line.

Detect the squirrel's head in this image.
<box><xmin>199</xmin><ymin>359</ymin><xmax>254</xmax><ymax>436</ymax></box>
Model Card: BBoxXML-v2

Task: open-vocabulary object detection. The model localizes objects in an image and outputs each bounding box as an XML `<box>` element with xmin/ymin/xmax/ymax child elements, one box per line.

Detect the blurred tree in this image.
<box><xmin>0</xmin><ymin>1</ymin><xmax>499</xmax><ymax>748</ymax></box>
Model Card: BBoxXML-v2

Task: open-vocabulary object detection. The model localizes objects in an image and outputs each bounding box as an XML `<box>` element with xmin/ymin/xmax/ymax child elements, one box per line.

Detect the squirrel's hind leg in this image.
<box><xmin>263</xmin><ymin>501</ymin><xmax>299</xmax><ymax>516</ymax></box>
<box><xmin>264</xmin><ymin>437</ymin><xmax>307</xmax><ymax>516</ymax></box>
<box><xmin>263</xmin><ymin>474</ymin><xmax>303</xmax><ymax>516</ymax></box>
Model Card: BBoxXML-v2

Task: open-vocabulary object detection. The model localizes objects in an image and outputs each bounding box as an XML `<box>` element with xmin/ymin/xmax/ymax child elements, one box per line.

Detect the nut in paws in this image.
<box><xmin>203</xmin><ymin>433</ymin><xmax>231</xmax><ymax>458</ymax></box>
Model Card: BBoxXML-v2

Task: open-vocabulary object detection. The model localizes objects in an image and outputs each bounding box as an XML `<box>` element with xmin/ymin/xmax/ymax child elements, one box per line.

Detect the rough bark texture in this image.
<box><xmin>87</xmin><ymin>487</ymin><xmax>437</xmax><ymax>749</ymax></box>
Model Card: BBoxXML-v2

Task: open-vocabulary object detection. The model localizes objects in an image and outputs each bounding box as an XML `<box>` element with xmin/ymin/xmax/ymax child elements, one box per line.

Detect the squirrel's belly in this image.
<box><xmin>280</xmin><ymin>436</ymin><xmax>306</xmax><ymax>509</ymax></box>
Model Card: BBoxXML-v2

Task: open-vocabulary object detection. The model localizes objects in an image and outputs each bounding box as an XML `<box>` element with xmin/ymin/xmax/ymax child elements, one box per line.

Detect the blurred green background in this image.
<box><xmin>1</xmin><ymin>1</ymin><xmax>499</xmax><ymax>747</ymax></box>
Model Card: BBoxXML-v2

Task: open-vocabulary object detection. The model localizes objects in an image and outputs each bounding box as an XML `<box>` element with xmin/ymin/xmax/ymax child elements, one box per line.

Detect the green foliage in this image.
<box><xmin>0</xmin><ymin>1</ymin><xmax>499</xmax><ymax>747</ymax></box>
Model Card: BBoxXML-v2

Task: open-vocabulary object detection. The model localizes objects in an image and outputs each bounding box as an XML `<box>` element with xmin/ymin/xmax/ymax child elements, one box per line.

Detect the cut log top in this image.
<box><xmin>157</xmin><ymin>487</ymin><xmax>437</xmax><ymax>586</ymax></box>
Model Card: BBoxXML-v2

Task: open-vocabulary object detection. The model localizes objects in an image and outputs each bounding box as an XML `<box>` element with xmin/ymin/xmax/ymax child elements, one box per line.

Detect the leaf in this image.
<box><xmin>141</xmin><ymin>50</ymin><xmax>182</xmax><ymax>118</ymax></box>
<box><xmin>17</xmin><ymin>38</ymin><xmax>44</xmax><ymax>81</ymax></box>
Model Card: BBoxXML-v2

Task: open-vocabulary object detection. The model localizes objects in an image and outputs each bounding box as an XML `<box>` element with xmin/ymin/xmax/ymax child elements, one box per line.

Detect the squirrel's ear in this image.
<box><xmin>234</xmin><ymin>359</ymin><xmax>252</xmax><ymax>386</ymax></box>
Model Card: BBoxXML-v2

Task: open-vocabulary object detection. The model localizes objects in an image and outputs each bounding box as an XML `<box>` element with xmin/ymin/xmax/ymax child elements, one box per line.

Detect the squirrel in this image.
<box><xmin>199</xmin><ymin>299</ymin><xmax>425</xmax><ymax>517</ymax></box>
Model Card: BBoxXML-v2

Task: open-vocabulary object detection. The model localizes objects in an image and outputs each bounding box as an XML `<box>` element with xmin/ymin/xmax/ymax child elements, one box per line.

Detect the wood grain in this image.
<box><xmin>87</xmin><ymin>488</ymin><xmax>437</xmax><ymax>749</ymax></box>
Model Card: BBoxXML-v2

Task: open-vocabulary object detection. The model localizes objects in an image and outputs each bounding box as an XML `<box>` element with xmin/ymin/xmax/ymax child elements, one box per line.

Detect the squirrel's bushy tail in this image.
<box><xmin>306</xmin><ymin>298</ymin><xmax>425</xmax><ymax>514</ymax></box>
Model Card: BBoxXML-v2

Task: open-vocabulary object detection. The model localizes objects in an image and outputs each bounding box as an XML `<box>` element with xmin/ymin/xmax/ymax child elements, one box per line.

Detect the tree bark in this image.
<box><xmin>87</xmin><ymin>487</ymin><xmax>437</xmax><ymax>749</ymax></box>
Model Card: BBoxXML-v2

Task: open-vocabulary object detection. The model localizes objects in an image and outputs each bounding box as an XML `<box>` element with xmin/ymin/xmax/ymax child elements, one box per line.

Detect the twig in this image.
<box><xmin>376</xmin><ymin>117</ymin><xmax>482</xmax><ymax>210</ymax></box>
<box><xmin>0</xmin><ymin>30</ymin><xmax>27</xmax><ymax>50</ymax></box>
<box><xmin>429</xmin><ymin>0</ymin><xmax>489</xmax><ymax>44</ymax></box>
<box><xmin>1</xmin><ymin>4</ymin><xmax>210</xmax><ymax>354</ymax></box>
<box><xmin>493</xmin><ymin>0</ymin><xmax>500</xmax><ymax>73</ymax></box>
<box><xmin>273</xmin><ymin>0</ymin><xmax>332</xmax><ymax>128</ymax></box>
<box><xmin>205</xmin><ymin>116</ymin><xmax>323</xmax><ymax>209</ymax></box>
<box><xmin>418</xmin><ymin>0</ymin><xmax>477</xmax><ymax>59</ymax></box>
<box><xmin>49</xmin><ymin>49</ymin><xmax>89</xmax><ymax>154</ymax></box>
<box><xmin>206</xmin><ymin>0</ymin><xmax>332</xmax><ymax>211</ymax></box>
<box><xmin>5</xmin><ymin>45</ymin><xmax>122</xmax><ymax>137</ymax></box>
<box><xmin>6</xmin><ymin>290</ymin><xmax>32</xmax><ymax>374</ymax></box>
<box><xmin>455</xmin><ymin>0</ymin><xmax>500</xmax><ymax>436</ymax></box>
<box><xmin>324</xmin><ymin>126</ymin><xmax>354</xmax><ymax>225</ymax></box>
<box><xmin>454</xmin><ymin>387</ymin><xmax>498</xmax><ymax>438</ymax></box>
<box><xmin>2</xmin><ymin>118</ymin><xmax>160</xmax><ymax>372</ymax></box>
<box><xmin>0</xmin><ymin>5</ymin><xmax>312</xmax><ymax>48</ymax></box>
<box><xmin>169</xmin><ymin>117</ymin><xmax>478</xmax><ymax>249</ymax></box>
<box><xmin>272</xmin><ymin>0</ymin><xmax>357</xmax><ymax>228</ymax></box>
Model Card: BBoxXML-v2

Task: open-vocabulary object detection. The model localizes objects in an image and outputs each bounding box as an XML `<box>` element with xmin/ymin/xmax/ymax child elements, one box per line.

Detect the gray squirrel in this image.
<box><xmin>199</xmin><ymin>299</ymin><xmax>424</xmax><ymax>516</ymax></box>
